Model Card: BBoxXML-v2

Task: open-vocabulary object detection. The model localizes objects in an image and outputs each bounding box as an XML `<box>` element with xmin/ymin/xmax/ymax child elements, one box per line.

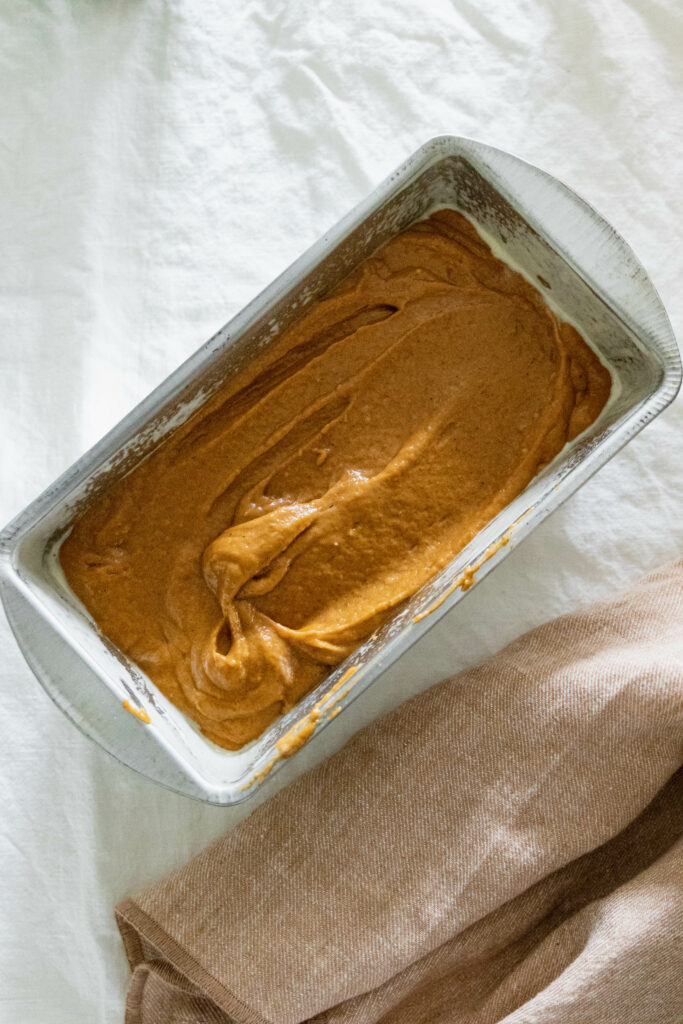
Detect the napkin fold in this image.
<box><xmin>116</xmin><ymin>560</ymin><xmax>683</xmax><ymax>1024</ymax></box>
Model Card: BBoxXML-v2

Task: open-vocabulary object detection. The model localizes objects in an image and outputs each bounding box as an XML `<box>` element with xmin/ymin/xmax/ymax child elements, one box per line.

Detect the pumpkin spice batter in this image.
<box><xmin>60</xmin><ymin>211</ymin><xmax>611</xmax><ymax>749</ymax></box>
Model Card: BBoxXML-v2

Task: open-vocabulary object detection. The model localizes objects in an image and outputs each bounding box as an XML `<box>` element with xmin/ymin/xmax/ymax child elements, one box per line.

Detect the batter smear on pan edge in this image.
<box><xmin>61</xmin><ymin>211</ymin><xmax>611</xmax><ymax>748</ymax></box>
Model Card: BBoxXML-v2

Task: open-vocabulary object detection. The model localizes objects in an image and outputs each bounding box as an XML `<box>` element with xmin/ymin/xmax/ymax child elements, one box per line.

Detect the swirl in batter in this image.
<box><xmin>60</xmin><ymin>211</ymin><xmax>611</xmax><ymax>748</ymax></box>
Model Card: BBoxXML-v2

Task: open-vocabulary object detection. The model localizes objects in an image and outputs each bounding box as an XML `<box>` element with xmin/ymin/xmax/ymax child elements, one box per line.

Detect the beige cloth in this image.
<box><xmin>116</xmin><ymin>561</ymin><xmax>683</xmax><ymax>1024</ymax></box>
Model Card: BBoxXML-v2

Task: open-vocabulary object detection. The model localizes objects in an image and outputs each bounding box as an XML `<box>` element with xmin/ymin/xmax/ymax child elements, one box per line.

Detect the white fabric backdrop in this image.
<box><xmin>1</xmin><ymin>2</ymin><xmax>682</xmax><ymax>1021</ymax></box>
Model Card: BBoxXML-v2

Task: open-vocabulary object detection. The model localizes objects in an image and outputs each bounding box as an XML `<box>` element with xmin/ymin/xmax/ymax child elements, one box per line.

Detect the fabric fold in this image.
<box><xmin>117</xmin><ymin>560</ymin><xmax>683</xmax><ymax>1024</ymax></box>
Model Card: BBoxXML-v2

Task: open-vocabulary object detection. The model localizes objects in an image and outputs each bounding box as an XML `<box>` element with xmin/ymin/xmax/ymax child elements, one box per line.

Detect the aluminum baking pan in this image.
<box><xmin>0</xmin><ymin>136</ymin><xmax>679</xmax><ymax>804</ymax></box>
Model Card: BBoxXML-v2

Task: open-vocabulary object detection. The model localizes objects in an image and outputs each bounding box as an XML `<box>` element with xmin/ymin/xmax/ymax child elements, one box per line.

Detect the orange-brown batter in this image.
<box><xmin>60</xmin><ymin>211</ymin><xmax>611</xmax><ymax>749</ymax></box>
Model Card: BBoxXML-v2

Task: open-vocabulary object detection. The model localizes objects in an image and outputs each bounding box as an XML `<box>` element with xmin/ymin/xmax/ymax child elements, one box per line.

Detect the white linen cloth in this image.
<box><xmin>1</xmin><ymin>2</ymin><xmax>681</xmax><ymax>1021</ymax></box>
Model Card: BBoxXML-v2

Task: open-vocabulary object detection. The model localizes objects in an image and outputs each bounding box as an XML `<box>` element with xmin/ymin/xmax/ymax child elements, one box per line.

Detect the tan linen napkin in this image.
<box><xmin>116</xmin><ymin>560</ymin><xmax>683</xmax><ymax>1024</ymax></box>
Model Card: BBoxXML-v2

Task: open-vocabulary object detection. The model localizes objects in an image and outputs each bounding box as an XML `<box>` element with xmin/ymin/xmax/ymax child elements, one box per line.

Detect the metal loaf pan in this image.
<box><xmin>0</xmin><ymin>137</ymin><xmax>679</xmax><ymax>803</ymax></box>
